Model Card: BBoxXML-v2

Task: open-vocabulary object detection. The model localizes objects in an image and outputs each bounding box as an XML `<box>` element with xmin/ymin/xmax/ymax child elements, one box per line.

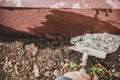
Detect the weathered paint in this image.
<box><xmin>0</xmin><ymin>0</ymin><xmax>120</xmax><ymax>38</ymax></box>
<box><xmin>0</xmin><ymin>0</ymin><xmax>120</xmax><ymax>9</ymax></box>
<box><xmin>106</xmin><ymin>0</ymin><xmax>120</xmax><ymax>8</ymax></box>
<box><xmin>0</xmin><ymin>8</ymin><xmax>120</xmax><ymax>38</ymax></box>
<box><xmin>50</xmin><ymin>1</ymin><xmax>66</xmax><ymax>8</ymax></box>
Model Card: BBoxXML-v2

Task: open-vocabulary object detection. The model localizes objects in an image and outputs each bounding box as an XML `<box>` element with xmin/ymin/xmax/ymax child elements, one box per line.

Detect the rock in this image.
<box><xmin>25</xmin><ymin>43</ymin><xmax>38</xmax><ymax>57</ymax></box>
<box><xmin>8</xmin><ymin>60</ymin><xmax>13</xmax><ymax>67</ymax></box>
<box><xmin>44</xmin><ymin>71</ymin><xmax>51</xmax><ymax>77</ymax></box>
<box><xmin>14</xmin><ymin>65</ymin><xmax>19</xmax><ymax>75</ymax></box>
<box><xmin>112</xmin><ymin>71</ymin><xmax>120</xmax><ymax>78</ymax></box>
<box><xmin>33</xmin><ymin>63</ymin><xmax>40</xmax><ymax>78</ymax></box>
<box><xmin>53</xmin><ymin>70</ymin><xmax>61</xmax><ymax>77</ymax></box>
<box><xmin>45</xmin><ymin>66</ymin><xmax>52</xmax><ymax>70</ymax></box>
<box><xmin>0</xmin><ymin>46</ymin><xmax>3</xmax><ymax>51</ymax></box>
<box><xmin>48</xmin><ymin>59</ymin><xmax>56</xmax><ymax>68</ymax></box>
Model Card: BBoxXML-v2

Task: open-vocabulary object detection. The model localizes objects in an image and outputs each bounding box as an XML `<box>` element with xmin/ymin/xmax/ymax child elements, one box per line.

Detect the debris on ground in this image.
<box><xmin>0</xmin><ymin>34</ymin><xmax>119</xmax><ymax>80</ymax></box>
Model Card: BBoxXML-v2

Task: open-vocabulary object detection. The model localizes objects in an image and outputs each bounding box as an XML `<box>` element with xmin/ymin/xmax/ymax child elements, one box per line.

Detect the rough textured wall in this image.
<box><xmin>0</xmin><ymin>8</ymin><xmax>120</xmax><ymax>38</ymax></box>
<box><xmin>0</xmin><ymin>0</ymin><xmax>120</xmax><ymax>37</ymax></box>
<box><xmin>0</xmin><ymin>0</ymin><xmax>120</xmax><ymax>9</ymax></box>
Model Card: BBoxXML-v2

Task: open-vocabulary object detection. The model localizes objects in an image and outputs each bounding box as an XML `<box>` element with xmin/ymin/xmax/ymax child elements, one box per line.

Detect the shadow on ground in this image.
<box><xmin>28</xmin><ymin>9</ymin><xmax>120</xmax><ymax>36</ymax></box>
<box><xmin>0</xmin><ymin>24</ymin><xmax>36</xmax><ymax>38</ymax></box>
<box><xmin>0</xmin><ymin>9</ymin><xmax>120</xmax><ymax>39</ymax></box>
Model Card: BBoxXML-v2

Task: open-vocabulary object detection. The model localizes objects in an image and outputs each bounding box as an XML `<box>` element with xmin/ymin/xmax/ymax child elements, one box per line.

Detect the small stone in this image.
<box><xmin>45</xmin><ymin>66</ymin><xmax>52</xmax><ymax>70</ymax></box>
<box><xmin>8</xmin><ymin>61</ymin><xmax>13</xmax><ymax>67</ymax></box>
<box><xmin>48</xmin><ymin>59</ymin><xmax>56</xmax><ymax>68</ymax></box>
<box><xmin>25</xmin><ymin>44</ymin><xmax>38</xmax><ymax>57</ymax></box>
<box><xmin>0</xmin><ymin>46</ymin><xmax>3</xmax><ymax>51</ymax></box>
<box><xmin>112</xmin><ymin>69</ymin><xmax>115</xmax><ymax>72</ymax></box>
<box><xmin>53</xmin><ymin>70</ymin><xmax>61</xmax><ymax>77</ymax></box>
<box><xmin>14</xmin><ymin>65</ymin><xmax>19</xmax><ymax>75</ymax></box>
<box><xmin>112</xmin><ymin>71</ymin><xmax>120</xmax><ymax>78</ymax></box>
<box><xmin>44</xmin><ymin>71</ymin><xmax>51</xmax><ymax>77</ymax></box>
<box><xmin>33</xmin><ymin>63</ymin><xmax>40</xmax><ymax>78</ymax></box>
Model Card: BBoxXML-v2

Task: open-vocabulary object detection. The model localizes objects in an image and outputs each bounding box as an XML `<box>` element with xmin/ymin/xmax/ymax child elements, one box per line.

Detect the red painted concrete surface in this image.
<box><xmin>0</xmin><ymin>0</ymin><xmax>120</xmax><ymax>9</ymax></box>
<box><xmin>0</xmin><ymin>8</ymin><xmax>120</xmax><ymax>38</ymax></box>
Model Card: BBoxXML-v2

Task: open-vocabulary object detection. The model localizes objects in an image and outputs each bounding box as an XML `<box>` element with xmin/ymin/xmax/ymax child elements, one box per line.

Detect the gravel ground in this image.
<box><xmin>0</xmin><ymin>35</ymin><xmax>119</xmax><ymax>80</ymax></box>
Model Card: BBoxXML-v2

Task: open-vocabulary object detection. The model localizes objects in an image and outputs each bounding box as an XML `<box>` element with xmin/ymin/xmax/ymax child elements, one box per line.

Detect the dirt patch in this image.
<box><xmin>0</xmin><ymin>36</ymin><xmax>119</xmax><ymax>80</ymax></box>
